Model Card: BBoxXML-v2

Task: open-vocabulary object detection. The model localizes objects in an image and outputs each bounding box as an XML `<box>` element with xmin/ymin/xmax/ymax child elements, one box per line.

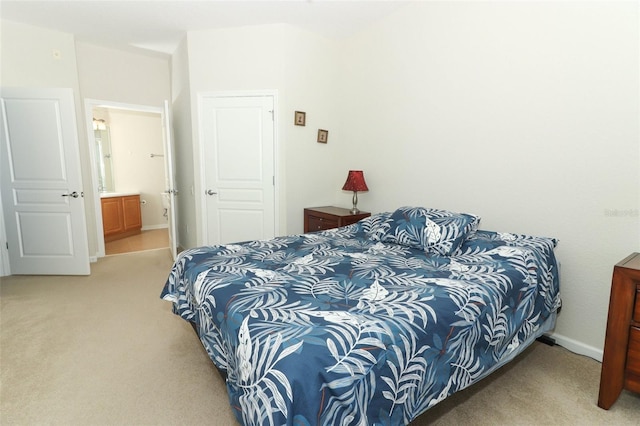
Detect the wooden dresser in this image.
<box><xmin>598</xmin><ymin>252</ymin><xmax>640</xmax><ymax>409</ymax></box>
<box><xmin>304</xmin><ymin>206</ymin><xmax>370</xmax><ymax>233</ymax></box>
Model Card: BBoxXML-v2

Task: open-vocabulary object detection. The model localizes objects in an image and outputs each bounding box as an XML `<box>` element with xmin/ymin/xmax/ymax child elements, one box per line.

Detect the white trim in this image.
<box><xmin>550</xmin><ymin>332</ymin><xmax>603</xmax><ymax>362</ymax></box>
<box><xmin>83</xmin><ymin>99</ymin><xmax>164</xmax><ymax>259</ymax></box>
<box><xmin>83</xmin><ymin>100</ymin><xmax>106</xmax><ymax>258</ymax></box>
<box><xmin>272</xmin><ymin>91</ymin><xmax>280</xmax><ymax>238</ymax></box>
<box><xmin>141</xmin><ymin>224</ymin><xmax>169</xmax><ymax>231</ymax></box>
<box><xmin>0</xmin><ymin>193</ymin><xmax>10</xmax><ymax>276</ymax></box>
<box><xmin>85</xmin><ymin>99</ymin><xmax>163</xmax><ymax>115</ymax></box>
<box><xmin>196</xmin><ymin>94</ymin><xmax>206</xmax><ymax>245</ymax></box>
<box><xmin>196</xmin><ymin>90</ymin><xmax>279</xmax><ymax>245</ymax></box>
<box><xmin>197</xmin><ymin>89</ymin><xmax>279</xmax><ymax>99</ymax></box>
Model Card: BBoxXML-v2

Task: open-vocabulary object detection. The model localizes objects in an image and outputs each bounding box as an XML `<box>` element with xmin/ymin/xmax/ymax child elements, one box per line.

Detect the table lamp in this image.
<box><xmin>342</xmin><ymin>170</ymin><xmax>369</xmax><ymax>214</ymax></box>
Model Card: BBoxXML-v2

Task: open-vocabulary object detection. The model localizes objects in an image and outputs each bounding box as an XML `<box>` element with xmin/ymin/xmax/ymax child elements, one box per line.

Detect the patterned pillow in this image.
<box><xmin>379</xmin><ymin>206</ymin><xmax>480</xmax><ymax>256</ymax></box>
<box><xmin>359</xmin><ymin>212</ymin><xmax>392</xmax><ymax>241</ymax></box>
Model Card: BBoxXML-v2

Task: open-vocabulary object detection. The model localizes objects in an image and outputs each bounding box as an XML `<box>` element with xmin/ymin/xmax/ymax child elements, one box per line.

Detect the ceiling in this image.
<box><xmin>1</xmin><ymin>0</ymin><xmax>408</xmax><ymax>56</ymax></box>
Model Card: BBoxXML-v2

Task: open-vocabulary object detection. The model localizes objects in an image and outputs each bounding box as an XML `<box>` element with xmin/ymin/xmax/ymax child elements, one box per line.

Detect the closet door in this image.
<box><xmin>199</xmin><ymin>94</ymin><xmax>276</xmax><ymax>245</ymax></box>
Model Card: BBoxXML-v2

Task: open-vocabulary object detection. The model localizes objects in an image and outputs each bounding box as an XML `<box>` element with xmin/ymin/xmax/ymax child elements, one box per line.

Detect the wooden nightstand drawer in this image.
<box><xmin>308</xmin><ymin>215</ymin><xmax>338</xmax><ymax>231</ymax></box>
<box><xmin>303</xmin><ymin>207</ymin><xmax>370</xmax><ymax>233</ymax></box>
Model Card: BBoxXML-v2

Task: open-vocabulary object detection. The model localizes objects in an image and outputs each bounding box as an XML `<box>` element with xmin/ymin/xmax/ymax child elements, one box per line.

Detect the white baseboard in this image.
<box><xmin>550</xmin><ymin>332</ymin><xmax>603</xmax><ymax>362</ymax></box>
<box><xmin>142</xmin><ymin>224</ymin><xmax>169</xmax><ymax>231</ymax></box>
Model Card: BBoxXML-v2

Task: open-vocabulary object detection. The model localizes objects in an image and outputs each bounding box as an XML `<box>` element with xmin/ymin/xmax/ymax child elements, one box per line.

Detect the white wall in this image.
<box><xmin>338</xmin><ymin>1</ymin><xmax>640</xmax><ymax>357</ymax></box>
<box><xmin>282</xmin><ymin>26</ymin><xmax>344</xmax><ymax>233</ymax></box>
<box><xmin>1</xmin><ymin>21</ymin><xmax>80</xmax><ymax>87</ymax></box>
<box><xmin>75</xmin><ymin>42</ymin><xmax>170</xmax><ymax>106</ymax></box>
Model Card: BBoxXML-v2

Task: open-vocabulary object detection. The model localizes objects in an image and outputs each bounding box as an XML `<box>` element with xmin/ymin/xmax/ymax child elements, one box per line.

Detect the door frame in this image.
<box><xmin>84</xmin><ymin>99</ymin><xmax>170</xmax><ymax>257</ymax></box>
<box><xmin>196</xmin><ymin>90</ymin><xmax>280</xmax><ymax>246</ymax></box>
<box><xmin>0</xmin><ymin>193</ymin><xmax>10</xmax><ymax>276</ymax></box>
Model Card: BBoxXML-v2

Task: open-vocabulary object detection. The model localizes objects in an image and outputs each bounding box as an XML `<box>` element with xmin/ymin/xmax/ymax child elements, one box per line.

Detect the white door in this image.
<box><xmin>200</xmin><ymin>95</ymin><xmax>275</xmax><ymax>245</ymax></box>
<box><xmin>0</xmin><ymin>88</ymin><xmax>90</xmax><ymax>275</ymax></box>
<box><xmin>162</xmin><ymin>100</ymin><xmax>178</xmax><ymax>259</ymax></box>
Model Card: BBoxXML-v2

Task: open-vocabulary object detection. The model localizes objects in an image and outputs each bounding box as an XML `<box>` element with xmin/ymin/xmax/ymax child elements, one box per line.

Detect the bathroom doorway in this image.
<box><xmin>85</xmin><ymin>100</ymin><xmax>176</xmax><ymax>258</ymax></box>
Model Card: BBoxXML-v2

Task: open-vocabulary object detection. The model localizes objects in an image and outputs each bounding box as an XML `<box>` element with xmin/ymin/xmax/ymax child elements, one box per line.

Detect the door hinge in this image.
<box><xmin>273</xmin><ymin>176</ymin><xmax>275</xmax><ymax>186</ymax></box>
<box><xmin>269</xmin><ymin>110</ymin><xmax>274</xmax><ymax>121</ymax></box>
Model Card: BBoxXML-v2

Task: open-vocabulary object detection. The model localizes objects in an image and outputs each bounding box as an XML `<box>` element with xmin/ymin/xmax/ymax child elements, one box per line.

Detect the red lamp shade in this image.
<box><xmin>342</xmin><ymin>170</ymin><xmax>369</xmax><ymax>192</ymax></box>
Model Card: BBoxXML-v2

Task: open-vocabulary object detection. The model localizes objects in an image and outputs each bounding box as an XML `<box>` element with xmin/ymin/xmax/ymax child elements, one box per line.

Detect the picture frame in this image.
<box><xmin>317</xmin><ymin>129</ymin><xmax>328</xmax><ymax>144</ymax></box>
<box><xmin>294</xmin><ymin>111</ymin><xmax>306</xmax><ymax>126</ymax></box>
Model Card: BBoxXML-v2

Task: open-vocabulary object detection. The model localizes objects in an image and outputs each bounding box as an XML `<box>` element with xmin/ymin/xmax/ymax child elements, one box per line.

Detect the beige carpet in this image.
<box><xmin>1</xmin><ymin>249</ymin><xmax>638</xmax><ymax>425</ymax></box>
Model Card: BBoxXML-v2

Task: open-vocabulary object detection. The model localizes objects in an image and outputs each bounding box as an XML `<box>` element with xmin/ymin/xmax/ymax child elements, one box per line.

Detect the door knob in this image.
<box><xmin>61</xmin><ymin>191</ymin><xmax>79</xmax><ymax>198</ymax></box>
<box><xmin>206</xmin><ymin>189</ymin><xmax>218</xmax><ymax>196</ymax></box>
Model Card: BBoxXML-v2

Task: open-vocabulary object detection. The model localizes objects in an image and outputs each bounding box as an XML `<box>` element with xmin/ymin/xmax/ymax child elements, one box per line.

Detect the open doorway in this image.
<box><xmin>85</xmin><ymin>100</ymin><xmax>174</xmax><ymax>257</ymax></box>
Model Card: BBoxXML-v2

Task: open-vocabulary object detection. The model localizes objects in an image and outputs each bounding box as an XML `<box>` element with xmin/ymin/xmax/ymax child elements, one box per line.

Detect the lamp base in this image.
<box><xmin>350</xmin><ymin>191</ymin><xmax>360</xmax><ymax>215</ymax></box>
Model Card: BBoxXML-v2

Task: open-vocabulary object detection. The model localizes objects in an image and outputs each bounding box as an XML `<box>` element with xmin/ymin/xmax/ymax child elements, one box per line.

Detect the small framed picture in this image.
<box><xmin>317</xmin><ymin>129</ymin><xmax>328</xmax><ymax>144</ymax></box>
<box><xmin>294</xmin><ymin>111</ymin><xmax>306</xmax><ymax>126</ymax></box>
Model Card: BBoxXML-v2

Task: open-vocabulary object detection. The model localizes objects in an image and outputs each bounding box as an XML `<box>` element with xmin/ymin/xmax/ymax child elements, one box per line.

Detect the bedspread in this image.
<box><xmin>161</xmin><ymin>215</ymin><xmax>560</xmax><ymax>425</ymax></box>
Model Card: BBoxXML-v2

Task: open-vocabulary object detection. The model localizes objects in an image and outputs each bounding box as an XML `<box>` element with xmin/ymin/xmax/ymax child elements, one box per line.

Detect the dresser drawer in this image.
<box><xmin>626</xmin><ymin>327</ymin><xmax>640</xmax><ymax>393</ymax></box>
<box><xmin>627</xmin><ymin>327</ymin><xmax>640</xmax><ymax>375</ymax></box>
<box><xmin>307</xmin><ymin>215</ymin><xmax>338</xmax><ymax>231</ymax></box>
<box><xmin>634</xmin><ymin>286</ymin><xmax>640</xmax><ymax>323</ymax></box>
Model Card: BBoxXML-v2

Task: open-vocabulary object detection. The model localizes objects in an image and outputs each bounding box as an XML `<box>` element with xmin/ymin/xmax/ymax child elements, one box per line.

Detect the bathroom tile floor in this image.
<box><xmin>105</xmin><ymin>229</ymin><xmax>169</xmax><ymax>256</ymax></box>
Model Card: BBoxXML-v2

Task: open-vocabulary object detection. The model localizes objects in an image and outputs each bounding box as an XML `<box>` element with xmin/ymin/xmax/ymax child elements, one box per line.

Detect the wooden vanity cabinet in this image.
<box><xmin>101</xmin><ymin>195</ymin><xmax>142</xmax><ymax>242</ymax></box>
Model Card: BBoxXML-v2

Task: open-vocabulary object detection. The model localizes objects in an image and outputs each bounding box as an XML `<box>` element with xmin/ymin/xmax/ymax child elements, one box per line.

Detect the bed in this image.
<box><xmin>161</xmin><ymin>206</ymin><xmax>561</xmax><ymax>425</ymax></box>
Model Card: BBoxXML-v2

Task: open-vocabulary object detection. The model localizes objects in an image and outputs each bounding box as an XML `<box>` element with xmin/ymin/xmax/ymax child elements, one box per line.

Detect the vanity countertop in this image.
<box><xmin>99</xmin><ymin>191</ymin><xmax>140</xmax><ymax>198</ymax></box>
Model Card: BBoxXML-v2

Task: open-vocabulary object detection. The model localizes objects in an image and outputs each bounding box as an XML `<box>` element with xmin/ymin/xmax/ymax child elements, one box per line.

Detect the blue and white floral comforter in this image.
<box><xmin>161</xmin><ymin>210</ymin><xmax>561</xmax><ymax>426</ymax></box>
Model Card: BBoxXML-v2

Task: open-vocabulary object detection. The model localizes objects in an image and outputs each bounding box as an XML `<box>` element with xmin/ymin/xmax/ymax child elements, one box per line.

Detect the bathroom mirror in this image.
<box><xmin>93</xmin><ymin>118</ymin><xmax>115</xmax><ymax>193</ymax></box>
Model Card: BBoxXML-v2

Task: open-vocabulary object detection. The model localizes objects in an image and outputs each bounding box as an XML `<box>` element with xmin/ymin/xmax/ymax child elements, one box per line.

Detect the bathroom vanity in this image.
<box><xmin>100</xmin><ymin>193</ymin><xmax>142</xmax><ymax>242</ymax></box>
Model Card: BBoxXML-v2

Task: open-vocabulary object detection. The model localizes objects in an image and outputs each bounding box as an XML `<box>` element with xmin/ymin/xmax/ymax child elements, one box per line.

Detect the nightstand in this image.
<box><xmin>598</xmin><ymin>252</ymin><xmax>640</xmax><ymax>409</ymax></box>
<box><xmin>304</xmin><ymin>206</ymin><xmax>370</xmax><ymax>233</ymax></box>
